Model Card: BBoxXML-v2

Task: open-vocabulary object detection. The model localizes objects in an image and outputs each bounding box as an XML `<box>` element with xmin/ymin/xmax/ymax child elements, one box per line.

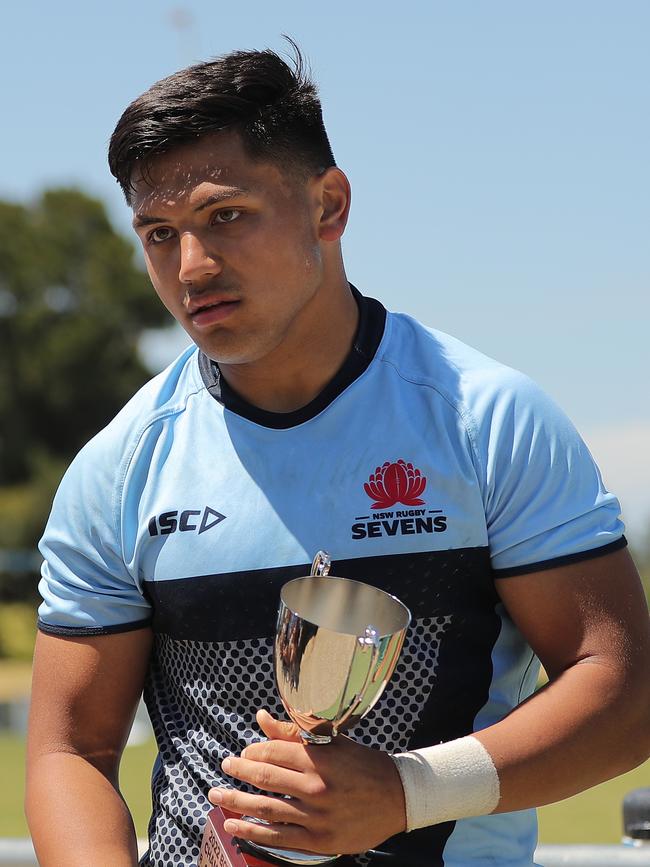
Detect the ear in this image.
<box><xmin>315</xmin><ymin>167</ymin><xmax>351</xmax><ymax>242</ymax></box>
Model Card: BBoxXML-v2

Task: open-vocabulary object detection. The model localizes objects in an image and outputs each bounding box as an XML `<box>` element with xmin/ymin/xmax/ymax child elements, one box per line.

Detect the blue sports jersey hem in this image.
<box><xmin>37</xmin><ymin>616</ymin><xmax>153</xmax><ymax>637</ymax></box>
<box><xmin>492</xmin><ymin>535</ymin><xmax>627</xmax><ymax>578</ymax></box>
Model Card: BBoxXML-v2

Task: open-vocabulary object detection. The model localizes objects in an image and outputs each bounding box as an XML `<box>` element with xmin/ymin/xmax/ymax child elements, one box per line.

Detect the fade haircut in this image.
<box><xmin>108</xmin><ymin>41</ymin><xmax>336</xmax><ymax>204</ymax></box>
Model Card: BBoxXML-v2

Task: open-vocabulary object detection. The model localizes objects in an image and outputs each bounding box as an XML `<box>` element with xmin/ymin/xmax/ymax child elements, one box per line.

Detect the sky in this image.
<box><xmin>2</xmin><ymin>1</ymin><xmax>649</xmax><ymax>542</ymax></box>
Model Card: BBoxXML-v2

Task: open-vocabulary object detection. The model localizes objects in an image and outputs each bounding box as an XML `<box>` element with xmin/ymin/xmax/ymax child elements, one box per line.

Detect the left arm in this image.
<box><xmin>480</xmin><ymin>545</ymin><xmax>650</xmax><ymax>810</ymax></box>
<box><xmin>210</xmin><ymin>547</ymin><xmax>650</xmax><ymax>854</ymax></box>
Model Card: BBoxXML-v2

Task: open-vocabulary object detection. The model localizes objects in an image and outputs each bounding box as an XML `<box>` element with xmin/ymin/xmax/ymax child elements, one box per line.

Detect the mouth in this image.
<box><xmin>188</xmin><ymin>297</ymin><xmax>241</xmax><ymax>328</ymax></box>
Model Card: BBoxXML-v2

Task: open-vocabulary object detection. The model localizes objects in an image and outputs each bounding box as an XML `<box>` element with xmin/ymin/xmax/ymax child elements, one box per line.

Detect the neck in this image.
<box><xmin>218</xmin><ymin>275</ymin><xmax>359</xmax><ymax>414</ymax></box>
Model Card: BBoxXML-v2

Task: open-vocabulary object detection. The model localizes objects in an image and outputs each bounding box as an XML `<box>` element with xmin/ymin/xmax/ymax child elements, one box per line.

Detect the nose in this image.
<box><xmin>178</xmin><ymin>232</ymin><xmax>222</xmax><ymax>285</ymax></box>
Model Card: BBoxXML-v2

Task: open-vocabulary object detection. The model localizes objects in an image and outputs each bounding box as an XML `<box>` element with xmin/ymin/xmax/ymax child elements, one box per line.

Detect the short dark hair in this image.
<box><xmin>108</xmin><ymin>41</ymin><xmax>336</xmax><ymax>204</ymax></box>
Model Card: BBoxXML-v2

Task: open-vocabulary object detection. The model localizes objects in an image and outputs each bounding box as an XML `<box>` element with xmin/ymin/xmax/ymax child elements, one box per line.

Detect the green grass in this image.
<box><xmin>0</xmin><ymin>659</ymin><xmax>32</xmax><ymax>700</ymax></box>
<box><xmin>537</xmin><ymin>758</ymin><xmax>650</xmax><ymax>844</ymax></box>
<box><xmin>2</xmin><ymin>730</ymin><xmax>648</xmax><ymax>844</ymax></box>
<box><xmin>120</xmin><ymin>737</ymin><xmax>160</xmax><ymax>837</ymax></box>
<box><xmin>0</xmin><ymin>735</ymin><xmax>29</xmax><ymax>836</ymax></box>
<box><xmin>0</xmin><ymin>603</ymin><xmax>37</xmax><ymax>662</ymax></box>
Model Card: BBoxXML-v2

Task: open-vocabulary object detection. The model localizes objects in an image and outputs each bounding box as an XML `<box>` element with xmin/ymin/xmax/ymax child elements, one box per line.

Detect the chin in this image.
<box><xmin>194</xmin><ymin>323</ymin><xmax>287</xmax><ymax>367</ymax></box>
<box><xmin>197</xmin><ymin>339</ymin><xmax>272</xmax><ymax>366</ymax></box>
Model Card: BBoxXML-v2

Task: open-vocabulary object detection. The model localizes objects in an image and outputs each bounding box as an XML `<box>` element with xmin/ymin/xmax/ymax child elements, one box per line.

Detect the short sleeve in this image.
<box><xmin>38</xmin><ymin>439</ymin><xmax>152</xmax><ymax>636</ymax></box>
<box><xmin>472</xmin><ymin>371</ymin><xmax>625</xmax><ymax>575</ymax></box>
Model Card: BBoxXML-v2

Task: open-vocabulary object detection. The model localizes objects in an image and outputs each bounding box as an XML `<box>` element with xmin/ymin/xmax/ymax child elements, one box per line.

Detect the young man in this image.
<box><xmin>26</xmin><ymin>46</ymin><xmax>650</xmax><ymax>867</ymax></box>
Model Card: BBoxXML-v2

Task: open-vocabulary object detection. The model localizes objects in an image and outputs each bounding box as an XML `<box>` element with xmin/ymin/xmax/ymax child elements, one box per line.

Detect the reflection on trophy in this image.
<box><xmin>247</xmin><ymin>550</ymin><xmax>411</xmax><ymax>865</ymax></box>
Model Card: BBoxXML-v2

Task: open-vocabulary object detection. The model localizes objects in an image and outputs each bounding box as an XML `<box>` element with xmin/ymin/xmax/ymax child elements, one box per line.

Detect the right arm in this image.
<box><xmin>26</xmin><ymin>627</ymin><xmax>153</xmax><ymax>867</ymax></box>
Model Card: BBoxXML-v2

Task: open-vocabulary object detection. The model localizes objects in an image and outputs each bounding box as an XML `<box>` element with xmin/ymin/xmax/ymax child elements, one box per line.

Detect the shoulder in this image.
<box><xmin>57</xmin><ymin>345</ymin><xmax>204</xmax><ymax>497</ymax></box>
<box><xmin>379</xmin><ymin>309</ymin><xmax>584</xmax><ymax>490</ymax></box>
<box><xmin>380</xmin><ymin>309</ymin><xmax>542</xmax><ymax>425</ymax></box>
<box><xmin>85</xmin><ymin>345</ymin><xmax>201</xmax><ymax>452</ymax></box>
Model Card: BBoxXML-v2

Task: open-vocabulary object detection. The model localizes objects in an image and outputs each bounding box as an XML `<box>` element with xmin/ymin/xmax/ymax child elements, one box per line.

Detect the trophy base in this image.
<box><xmin>244</xmin><ymin>839</ymin><xmax>338</xmax><ymax>865</ymax></box>
<box><xmin>199</xmin><ymin>808</ymin><xmax>339</xmax><ymax>866</ymax></box>
<box><xmin>199</xmin><ymin>807</ymin><xmax>276</xmax><ymax>866</ymax></box>
<box><xmin>241</xmin><ymin>816</ymin><xmax>339</xmax><ymax>865</ymax></box>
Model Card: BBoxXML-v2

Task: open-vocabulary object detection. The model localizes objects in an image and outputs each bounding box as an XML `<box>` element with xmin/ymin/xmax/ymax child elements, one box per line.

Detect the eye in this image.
<box><xmin>213</xmin><ymin>209</ymin><xmax>241</xmax><ymax>224</ymax></box>
<box><xmin>148</xmin><ymin>226</ymin><xmax>175</xmax><ymax>245</ymax></box>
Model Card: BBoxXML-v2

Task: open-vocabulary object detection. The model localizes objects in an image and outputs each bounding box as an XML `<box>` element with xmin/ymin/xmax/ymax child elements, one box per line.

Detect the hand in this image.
<box><xmin>208</xmin><ymin>709</ymin><xmax>407</xmax><ymax>856</ymax></box>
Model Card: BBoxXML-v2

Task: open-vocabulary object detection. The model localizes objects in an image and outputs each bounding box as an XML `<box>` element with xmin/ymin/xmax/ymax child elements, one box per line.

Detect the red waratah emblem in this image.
<box><xmin>364</xmin><ymin>459</ymin><xmax>427</xmax><ymax>509</ymax></box>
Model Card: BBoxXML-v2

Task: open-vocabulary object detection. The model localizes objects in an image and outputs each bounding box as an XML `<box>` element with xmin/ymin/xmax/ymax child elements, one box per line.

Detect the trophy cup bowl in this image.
<box><xmin>275</xmin><ymin>572</ymin><xmax>411</xmax><ymax>744</ymax></box>
<box><xmin>243</xmin><ymin>552</ymin><xmax>411</xmax><ymax>865</ymax></box>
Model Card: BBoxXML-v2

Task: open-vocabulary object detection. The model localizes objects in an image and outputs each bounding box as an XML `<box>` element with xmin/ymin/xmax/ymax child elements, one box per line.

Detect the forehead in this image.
<box><xmin>130</xmin><ymin>130</ymin><xmax>295</xmax><ymax>214</ymax></box>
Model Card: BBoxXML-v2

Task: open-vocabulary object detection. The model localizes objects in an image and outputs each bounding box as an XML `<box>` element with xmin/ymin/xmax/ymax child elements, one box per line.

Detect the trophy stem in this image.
<box><xmin>299</xmin><ymin>730</ymin><xmax>332</xmax><ymax>745</ymax></box>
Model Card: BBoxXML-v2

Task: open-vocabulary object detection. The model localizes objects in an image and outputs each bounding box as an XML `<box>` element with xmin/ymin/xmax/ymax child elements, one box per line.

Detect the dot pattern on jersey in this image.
<box><xmin>140</xmin><ymin>615</ymin><xmax>452</xmax><ymax>866</ymax></box>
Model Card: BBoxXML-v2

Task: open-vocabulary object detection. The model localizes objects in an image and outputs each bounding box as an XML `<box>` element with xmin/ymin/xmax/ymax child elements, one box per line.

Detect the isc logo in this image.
<box><xmin>147</xmin><ymin>507</ymin><xmax>227</xmax><ymax>537</ymax></box>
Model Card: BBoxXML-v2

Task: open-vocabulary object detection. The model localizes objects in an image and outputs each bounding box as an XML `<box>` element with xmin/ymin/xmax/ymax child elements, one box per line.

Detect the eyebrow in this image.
<box><xmin>132</xmin><ymin>187</ymin><xmax>250</xmax><ymax>228</ymax></box>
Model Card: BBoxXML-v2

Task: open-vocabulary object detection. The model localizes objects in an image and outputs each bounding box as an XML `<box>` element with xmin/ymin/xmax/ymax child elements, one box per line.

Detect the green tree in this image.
<box><xmin>0</xmin><ymin>188</ymin><xmax>168</xmax><ymax>599</ymax></box>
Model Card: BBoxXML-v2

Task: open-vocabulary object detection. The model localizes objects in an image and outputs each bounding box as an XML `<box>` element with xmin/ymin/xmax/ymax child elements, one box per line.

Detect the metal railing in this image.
<box><xmin>536</xmin><ymin>845</ymin><xmax>650</xmax><ymax>864</ymax></box>
<box><xmin>3</xmin><ymin>789</ymin><xmax>648</xmax><ymax>865</ymax></box>
<box><xmin>1</xmin><ymin>840</ymin><xmax>648</xmax><ymax>866</ymax></box>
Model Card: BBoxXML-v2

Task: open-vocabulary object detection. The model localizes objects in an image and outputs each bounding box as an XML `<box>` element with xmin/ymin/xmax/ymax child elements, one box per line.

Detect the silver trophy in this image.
<box><xmin>245</xmin><ymin>551</ymin><xmax>411</xmax><ymax>865</ymax></box>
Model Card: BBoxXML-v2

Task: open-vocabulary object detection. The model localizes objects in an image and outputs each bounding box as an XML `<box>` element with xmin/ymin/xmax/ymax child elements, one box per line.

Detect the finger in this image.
<box><xmin>222</xmin><ymin>817</ymin><xmax>323</xmax><ymax>856</ymax></box>
<box><xmin>222</xmin><ymin>755</ymin><xmax>307</xmax><ymax>797</ymax></box>
<box><xmin>242</xmin><ymin>739</ymin><xmax>315</xmax><ymax>772</ymax></box>
<box><xmin>256</xmin><ymin>708</ymin><xmax>301</xmax><ymax>742</ymax></box>
<box><xmin>208</xmin><ymin>788</ymin><xmax>309</xmax><ymax>826</ymax></box>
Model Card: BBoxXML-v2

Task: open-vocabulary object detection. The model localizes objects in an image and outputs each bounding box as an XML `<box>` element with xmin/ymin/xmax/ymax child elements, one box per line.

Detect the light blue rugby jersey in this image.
<box><xmin>38</xmin><ymin>291</ymin><xmax>625</xmax><ymax>867</ymax></box>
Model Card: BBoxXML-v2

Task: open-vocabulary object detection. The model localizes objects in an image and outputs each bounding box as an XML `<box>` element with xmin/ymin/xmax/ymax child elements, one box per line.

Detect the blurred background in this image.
<box><xmin>1</xmin><ymin>0</ymin><xmax>648</xmax><ymax>849</ymax></box>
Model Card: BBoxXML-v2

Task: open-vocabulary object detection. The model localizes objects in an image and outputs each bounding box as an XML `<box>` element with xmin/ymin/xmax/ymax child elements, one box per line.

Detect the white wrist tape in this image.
<box><xmin>391</xmin><ymin>736</ymin><xmax>500</xmax><ymax>831</ymax></box>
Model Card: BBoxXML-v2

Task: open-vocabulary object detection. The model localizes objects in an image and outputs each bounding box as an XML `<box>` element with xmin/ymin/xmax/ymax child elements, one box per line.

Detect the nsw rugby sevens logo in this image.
<box><xmin>364</xmin><ymin>459</ymin><xmax>427</xmax><ymax>508</ymax></box>
<box><xmin>352</xmin><ymin>458</ymin><xmax>447</xmax><ymax>540</ymax></box>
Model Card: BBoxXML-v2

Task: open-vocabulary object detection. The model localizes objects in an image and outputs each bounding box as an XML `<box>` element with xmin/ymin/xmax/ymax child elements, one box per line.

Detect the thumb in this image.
<box><xmin>256</xmin><ymin>708</ymin><xmax>302</xmax><ymax>742</ymax></box>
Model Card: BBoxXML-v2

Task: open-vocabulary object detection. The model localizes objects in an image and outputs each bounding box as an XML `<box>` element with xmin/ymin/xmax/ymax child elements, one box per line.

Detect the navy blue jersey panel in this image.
<box><xmin>144</xmin><ymin>562</ymin><xmax>305</xmax><ymax>641</ymax></box>
<box><xmin>365</xmin><ymin>826</ymin><xmax>451</xmax><ymax>866</ymax></box>
<box><xmin>406</xmin><ymin>549</ymin><xmax>502</xmax><ymax>748</ymax></box>
<box><xmin>141</xmin><ymin>547</ymin><xmax>502</xmax><ymax>865</ymax></box>
<box><xmin>143</xmin><ymin>547</ymin><xmax>494</xmax><ymax>642</ymax></box>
